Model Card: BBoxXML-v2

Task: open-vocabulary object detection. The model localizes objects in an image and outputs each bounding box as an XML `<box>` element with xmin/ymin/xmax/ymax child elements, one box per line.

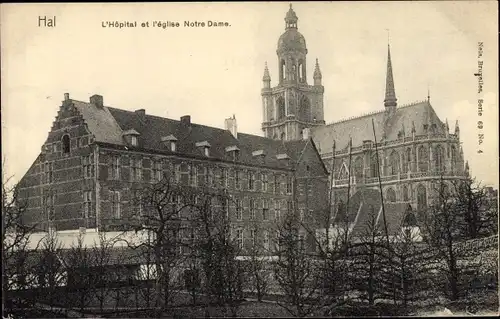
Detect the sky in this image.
<box><xmin>1</xmin><ymin>1</ymin><xmax>498</xmax><ymax>187</ymax></box>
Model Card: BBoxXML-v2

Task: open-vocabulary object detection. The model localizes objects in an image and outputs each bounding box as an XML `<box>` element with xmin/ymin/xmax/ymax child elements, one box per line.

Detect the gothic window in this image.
<box><xmin>418</xmin><ymin>145</ymin><xmax>428</xmax><ymax>172</ymax></box>
<box><xmin>277</xmin><ymin>97</ymin><xmax>286</xmax><ymax>120</ymax></box>
<box><xmin>62</xmin><ymin>135</ymin><xmax>70</xmax><ymax>154</ymax></box>
<box><xmin>292</xmin><ymin>64</ymin><xmax>297</xmax><ymax>81</ymax></box>
<box><xmin>371</xmin><ymin>153</ymin><xmax>380</xmax><ymax>178</ymax></box>
<box><xmin>435</xmin><ymin>145</ymin><xmax>445</xmax><ymax>172</ymax></box>
<box><xmin>405</xmin><ymin>148</ymin><xmax>412</xmax><ymax>173</ymax></box>
<box><xmin>402</xmin><ymin>185</ymin><xmax>409</xmax><ymax>202</ymax></box>
<box><xmin>450</xmin><ymin>145</ymin><xmax>457</xmax><ymax>172</ymax></box>
<box><xmin>338</xmin><ymin>163</ymin><xmax>349</xmax><ymax>180</ymax></box>
<box><xmin>389</xmin><ymin>150</ymin><xmax>400</xmax><ymax>175</ymax></box>
<box><xmin>298</xmin><ymin>96</ymin><xmax>311</xmax><ymax>122</ymax></box>
<box><xmin>416</xmin><ymin>184</ymin><xmax>427</xmax><ymax>212</ymax></box>
<box><xmin>353</xmin><ymin>157</ymin><xmax>363</xmax><ymax>180</ymax></box>
<box><xmin>386</xmin><ymin>188</ymin><xmax>396</xmax><ymax>202</ymax></box>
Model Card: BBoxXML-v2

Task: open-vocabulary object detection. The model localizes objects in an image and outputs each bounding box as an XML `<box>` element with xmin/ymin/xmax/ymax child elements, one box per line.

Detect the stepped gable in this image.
<box><xmin>311</xmin><ymin>100</ymin><xmax>446</xmax><ymax>153</ymax></box>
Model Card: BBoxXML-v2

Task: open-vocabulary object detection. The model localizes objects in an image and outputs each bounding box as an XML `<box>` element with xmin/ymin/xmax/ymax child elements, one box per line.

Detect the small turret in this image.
<box><xmin>313</xmin><ymin>58</ymin><xmax>322</xmax><ymax>86</ymax></box>
<box><xmin>263</xmin><ymin>62</ymin><xmax>271</xmax><ymax>89</ymax></box>
<box><xmin>454</xmin><ymin>120</ymin><xmax>460</xmax><ymax>138</ymax></box>
<box><xmin>384</xmin><ymin>44</ymin><xmax>397</xmax><ymax>115</ymax></box>
<box><xmin>445</xmin><ymin>118</ymin><xmax>449</xmax><ymax>137</ymax></box>
<box><xmin>465</xmin><ymin>160</ymin><xmax>470</xmax><ymax>176</ymax></box>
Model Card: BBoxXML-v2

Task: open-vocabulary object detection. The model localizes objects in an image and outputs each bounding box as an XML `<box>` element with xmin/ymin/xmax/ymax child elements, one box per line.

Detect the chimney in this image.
<box><xmin>64</xmin><ymin>93</ymin><xmax>70</xmax><ymax>101</ymax></box>
<box><xmin>180</xmin><ymin>115</ymin><xmax>191</xmax><ymax>126</ymax></box>
<box><xmin>225</xmin><ymin>114</ymin><xmax>238</xmax><ymax>139</ymax></box>
<box><xmin>90</xmin><ymin>94</ymin><xmax>103</xmax><ymax>108</ymax></box>
<box><xmin>135</xmin><ymin>109</ymin><xmax>146</xmax><ymax>117</ymax></box>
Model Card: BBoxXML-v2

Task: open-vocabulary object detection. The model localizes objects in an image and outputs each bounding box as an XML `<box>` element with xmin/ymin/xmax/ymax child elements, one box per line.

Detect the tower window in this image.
<box><xmin>62</xmin><ymin>135</ymin><xmax>70</xmax><ymax>154</ymax></box>
<box><xmin>280</xmin><ymin>59</ymin><xmax>286</xmax><ymax>82</ymax></box>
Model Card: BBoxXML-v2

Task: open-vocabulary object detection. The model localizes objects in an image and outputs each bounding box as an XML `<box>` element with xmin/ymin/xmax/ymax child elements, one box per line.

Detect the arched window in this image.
<box><xmin>450</xmin><ymin>145</ymin><xmax>457</xmax><ymax>172</ymax></box>
<box><xmin>435</xmin><ymin>145</ymin><xmax>445</xmax><ymax>172</ymax></box>
<box><xmin>353</xmin><ymin>157</ymin><xmax>363</xmax><ymax>180</ymax></box>
<box><xmin>277</xmin><ymin>97</ymin><xmax>286</xmax><ymax>120</ymax></box>
<box><xmin>62</xmin><ymin>135</ymin><xmax>70</xmax><ymax>154</ymax></box>
<box><xmin>298</xmin><ymin>61</ymin><xmax>304</xmax><ymax>82</ymax></box>
<box><xmin>280</xmin><ymin>59</ymin><xmax>286</xmax><ymax>82</ymax></box>
<box><xmin>405</xmin><ymin>148</ymin><xmax>412</xmax><ymax>173</ymax></box>
<box><xmin>298</xmin><ymin>96</ymin><xmax>311</xmax><ymax>122</ymax></box>
<box><xmin>371</xmin><ymin>153</ymin><xmax>380</xmax><ymax>178</ymax></box>
<box><xmin>386</xmin><ymin>188</ymin><xmax>396</xmax><ymax>202</ymax></box>
<box><xmin>292</xmin><ymin>64</ymin><xmax>297</xmax><ymax>81</ymax></box>
<box><xmin>402</xmin><ymin>185</ymin><xmax>409</xmax><ymax>201</ymax></box>
<box><xmin>416</xmin><ymin>184</ymin><xmax>427</xmax><ymax>212</ymax></box>
<box><xmin>418</xmin><ymin>145</ymin><xmax>428</xmax><ymax>172</ymax></box>
<box><xmin>338</xmin><ymin>163</ymin><xmax>349</xmax><ymax>180</ymax></box>
<box><xmin>389</xmin><ymin>150</ymin><xmax>400</xmax><ymax>175</ymax></box>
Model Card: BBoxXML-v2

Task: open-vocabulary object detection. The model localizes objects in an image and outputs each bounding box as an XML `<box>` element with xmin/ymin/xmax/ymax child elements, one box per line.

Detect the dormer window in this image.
<box><xmin>225</xmin><ymin>145</ymin><xmax>240</xmax><ymax>161</ymax></box>
<box><xmin>252</xmin><ymin>150</ymin><xmax>266</xmax><ymax>157</ymax></box>
<box><xmin>161</xmin><ymin>135</ymin><xmax>178</xmax><ymax>152</ymax></box>
<box><xmin>276</xmin><ymin>153</ymin><xmax>290</xmax><ymax>160</ymax></box>
<box><xmin>196</xmin><ymin>141</ymin><xmax>211</xmax><ymax>157</ymax></box>
<box><xmin>131</xmin><ymin>136</ymin><xmax>138</xmax><ymax>146</ymax></box>
<box><xmin>122</xmin><ymin>129</ymin><xmax>140</xmax><ymax>147</ymax></box>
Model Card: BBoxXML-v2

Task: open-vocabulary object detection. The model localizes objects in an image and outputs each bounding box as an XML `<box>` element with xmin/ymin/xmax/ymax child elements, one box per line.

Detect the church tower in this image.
<box><xmin>261</xmin><ymin>4</ymin><xmax>325</xmax><ymax>141</ymax></box>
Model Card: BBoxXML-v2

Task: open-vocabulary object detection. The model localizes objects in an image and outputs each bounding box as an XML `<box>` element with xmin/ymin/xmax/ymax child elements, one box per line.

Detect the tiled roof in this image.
<box><xmin>71</xmin><ymin>99</ymin><xmax>315</xmax><ymax>170</ymax></box>
<box><xmin>311</xmin><ymin>101</ymin><xmax>446</xmax><ymax>153</ymax></box>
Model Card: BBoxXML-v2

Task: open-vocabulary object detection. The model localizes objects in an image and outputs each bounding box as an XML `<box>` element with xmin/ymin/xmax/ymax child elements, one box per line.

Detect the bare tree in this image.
<box><xmin>243</xmin><ymin>222</ymin><xmax>271</xmax><ymax>302</ymax></box>
<box><xmin>452</xmin><ymin>177</ymin><xmax>498</xmax><ymax>239</ymax></box>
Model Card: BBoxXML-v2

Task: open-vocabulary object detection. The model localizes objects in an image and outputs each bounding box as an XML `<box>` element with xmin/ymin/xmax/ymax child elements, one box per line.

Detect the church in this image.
<box><xmin>261</xmin><ymin>4</ymin><xmax>469</xmax><ymax>227</ymax></box>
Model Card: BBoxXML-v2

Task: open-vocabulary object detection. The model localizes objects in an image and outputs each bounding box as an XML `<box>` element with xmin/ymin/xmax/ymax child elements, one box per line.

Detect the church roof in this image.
<box><xmin>70</xmin><ymin>98</ymin><xmax>321</xmax><ymax>172</ymax></box>
<box><xmin>311</xmin><ymin>100</ymin><xmax>447</xmax><ymax>153</ymax></box>
<box><xmin>336</xmin><ymin>188</ymin><xmax>416</xmax><ymax>237</ymax></box>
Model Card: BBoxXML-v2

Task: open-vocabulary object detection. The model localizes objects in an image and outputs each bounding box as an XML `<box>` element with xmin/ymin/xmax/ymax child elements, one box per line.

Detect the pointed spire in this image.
<box><xmin>445</xmin><ymin>118</ymin><xmax>449</xmax><ymax>131</ymax></box>
<box><xmin>384</xmin><ymin>44</ymin><xmax>397</xmax><ymax>111</ymax></box>
<box><xmin>313</xmin><ymin>58</ymin><xmax>322</xmax><ymax>85</ymax></box>
<box><xmin>263</xmin><ymin>62</ymin><xmax>271</xmax><ymax>81</ymax></box>
<box><xmin>465</xmin><ymin>160</ymin><xmax>470</xmax><ymax>175</ymax></box>
<box><xmin>427</xmin><ymin>86</ymin><xmax>431</xmax><ymax>102</ymax></box>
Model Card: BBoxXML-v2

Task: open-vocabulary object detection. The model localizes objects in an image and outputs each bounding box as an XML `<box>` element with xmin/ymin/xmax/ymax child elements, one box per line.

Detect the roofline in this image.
<box><xmin>96</xmin><ymin>142</ymin><xmax>294</xmax><ymax>172</ymax></box>
<box><xmin>308</xmin><ymin>138</ymin><xmax>330</xmax><ymax>176</ymax></box>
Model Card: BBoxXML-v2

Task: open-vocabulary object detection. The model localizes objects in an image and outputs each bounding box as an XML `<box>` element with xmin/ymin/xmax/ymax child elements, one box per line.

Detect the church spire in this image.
<box><xmin>384</xmin><ymin>44</ymin><xmax>397</xmax><ymax>112</ymax></box>
<box><xmin>313</xmin><ymin>58</ymin><xmax>322</xmax><ymax>85</ymax></box>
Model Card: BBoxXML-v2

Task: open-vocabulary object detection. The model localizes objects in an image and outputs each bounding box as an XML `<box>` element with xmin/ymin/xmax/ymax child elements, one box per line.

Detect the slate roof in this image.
<box><xmin>311</xmin><ymin>101</ymin><xmax>446</xmax><ymax>153</ymax></box>
<box><xmin>71</xmin><ymin>99</ymin><xmax>316</xmax><ymax>171</ymax></box>
<box><xmin>336</xmin><ymin>188</ymin><xmax>417</xmax><ymax>237</ymax></box>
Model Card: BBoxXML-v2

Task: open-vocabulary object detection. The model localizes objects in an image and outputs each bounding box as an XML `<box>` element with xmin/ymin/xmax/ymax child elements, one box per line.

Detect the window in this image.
<box><xmin>174</xmin><ymin>163</ymin><xmax>181</xmax><ymax>183</ymax></box>
<box><xmin>131</xmin><ymin>158</ymin><xmax>142</xmax><ymax>182</ymax></box>
<box><xmin>109</xmin><ymin>155</ymin><xmax>120</xmax><ymax>180</ymax></box>
<box><xmin>132</xmin><ymin>190</ymin><xmax>143</xmax><ymax>218</ymax></box>
<box><xmin>83</xmin><ymin>191</ymin><xmax>92</xmax><ymax>218</ymax></box>
<box><xmin>262</xmin><ymin>173</ymin><xmax>268</xmax><ymax>192</ymax></box>
<box><xmin>263</xmin><ymin>230</ymin><xmax>270</xmax><ymax>250</ymax></box>
<box><xmin>262</xmin><ymin>199</ymin><xmax>269</xmax><ymax>221</ymax></box>
<box><xmin>250</xmin><ymin>229</ymin><xmax>256</xmax><ymax>247</ymax></box>
<box><xmin>222</xmin><ymin>197</ymin><xmax>229</xmax><ymax>220</ymax></box>
<box><xmin>248</xmin><ymin>171</ymin><xmax>255</xmax><ymax>190</ymax></box>
<box><xmin>221</xmin><ymin>168</ymin><xmax>228</xmax><ymax>188</ymax></box>
<box><xmin>82</xmin><ymin>155</ymin><xmax>94</xmax><ymax>179</ymax></box>
<box><xmin>249</xmin><ymin>199</ymin><xmax>256</xmax><ymax>220</ymax></box>
<box><xmin>130</xmin><ymin>136</ymin><xmax>138</xmax><ymax>146</ymax></box>
<box><xmin>300</xmin><ymin>209</ymin><xmax>304</xmax><ymax>221</ymax></box>
<box><xmin>153</xmin><ymin>160</ymin><xmax>162</xmax><ymax>182</ymax></box>
<box><xmin>110</xmin><ymin>191</ymin><xmax>121</xmax><ymax>219</ymax></box>
<box><xmin>286</xmin><ymin>176</ymin><xmax>292</xmax><ymax>194</ymax></box>
<box><xmin>62</xmin><ymin>135</ymin><xmax>70</xmax><ymax>154</ymax></box>
<box><xmin>287</xmin><ymin>201</ymin><xmax>293</xmax><ymax>213</ymax></box>
<box><xmin>235</xmin><ymin>169</ymin><xmax>241</xmax><ymax>190</ymax></box>
<box><xmin>236</xmin><ymin>229</ymin><xmax>243</xmax><ymax>250</ymax></box>
<box><xmin>208</xmin><ymin>167</ymin><xmax>214</xmax><ymax>187</ymax></box>
<box><xmin>190</xmin><ymin>165</ymin><xmax>197</xmax><ymax>187</ymax></box>
<box><xmin>274</xmin><ymin>200</ymin><xmax>281</xmax><ymax>221</ymax></box>
<box><xmin>274</xmin><ymin>175</ymin><xmax>280</xmax><ymax>194</ymax></box>
<box><xmin>236</xmin><ymin>199</ymin><xmax>242</xmax><ymax>220</ymax></box>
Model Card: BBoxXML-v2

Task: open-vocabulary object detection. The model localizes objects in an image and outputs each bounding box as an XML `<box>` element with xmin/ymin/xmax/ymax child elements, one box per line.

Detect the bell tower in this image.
<box><xmin>261</xmin><ymin>4</ymin><xmax>325</xmax><ymax>141</ymax></box>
